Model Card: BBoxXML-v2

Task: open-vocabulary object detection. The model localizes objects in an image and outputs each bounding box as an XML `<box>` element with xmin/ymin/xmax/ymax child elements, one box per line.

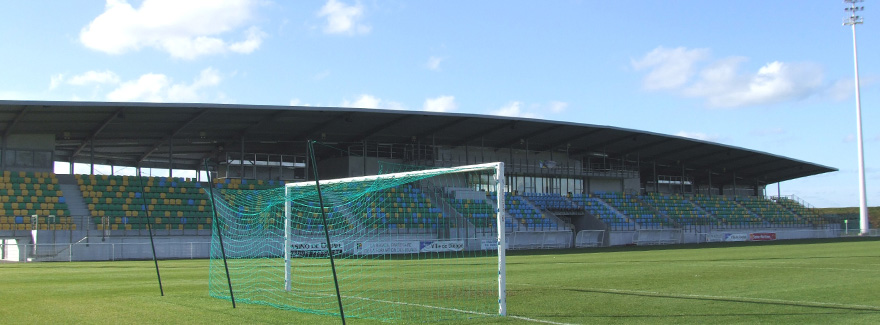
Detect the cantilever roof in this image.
<box><xmin>0</xmin><ymin>100</ymin><xmax>835</xmax><ymax>185</ymax></box>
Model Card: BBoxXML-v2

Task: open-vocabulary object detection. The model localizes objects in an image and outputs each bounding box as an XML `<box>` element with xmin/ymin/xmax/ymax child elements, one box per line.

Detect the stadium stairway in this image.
<box><xmin>438</xmin><ymin>187</ymin><xmax>509</xmax><ymax>233</ymax></box>
<box><xmin>772</xmin><ymin>196</ymin><xmax>824</xmax><ymax>225</ymax></box>
<box><xmin>632</xmin><ymin>195</ymin><xmax>679</xmax><ymax>228</ymax></box>
<box><xmin>736</xmin><ymin>196</ymin><xmax>805</xmax><ymax>227</ymax></box>
<box><xmin>425</xmin><ymin>188</ymin><xmax>478</xmax><ymax>236</ymax></box>
<box><xmin>592</xmin><ymin>192</ymin><xmax>672</xmax><ymax>229</ymax></box>
<box><xmin>571</xmin><ymin>194</ymin><xmax>636</xmax><ymax>231</ymax></box>
<box><xmin>517</xmin><ymin>194</ymin><xmax>571</xmax><ymax>230</ymax></box>
<box><xmin>56</xmin><ymin>175</ymin><xmax>91</xmax><ymax>229</ymax></box>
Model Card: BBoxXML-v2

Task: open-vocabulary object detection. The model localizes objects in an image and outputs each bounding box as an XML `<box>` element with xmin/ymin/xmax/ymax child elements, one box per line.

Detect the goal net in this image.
<box><xmin>634</xmin><ymin>228</ymin><xmax>683</xmax><ymax>245</ymax></box>
<box><xmin>208</xmin><ymin>162</ymin><xmax>506</xmax><ymax>322</ymax></box>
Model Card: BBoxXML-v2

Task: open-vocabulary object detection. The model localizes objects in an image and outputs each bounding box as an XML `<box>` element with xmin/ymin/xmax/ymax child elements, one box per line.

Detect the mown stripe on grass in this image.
<box><xmin>518</xmin><ymin>283</ymin><xmax>880</xmax><ymax>312</ymax></box>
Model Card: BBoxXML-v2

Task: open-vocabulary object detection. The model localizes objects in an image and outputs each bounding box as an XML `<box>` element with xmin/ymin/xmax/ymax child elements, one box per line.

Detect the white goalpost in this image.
<box><xmin>271</xmin><ymin>162</ymin><xmax>507</xmax><ymax>320</ymax></box>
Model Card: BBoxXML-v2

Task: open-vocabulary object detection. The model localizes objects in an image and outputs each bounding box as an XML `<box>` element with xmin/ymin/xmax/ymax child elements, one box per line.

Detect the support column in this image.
<box><xmin>240</xmin><ymin>138</ymin><xmax>245</xmax><ymax>179</ymax></box>
<box><xmin>732</xmin><ymin>172</ymin><xmax>737</xmax><ymax>198</ymax></box>
<box><xmin>707</xmin><ymin>170</ymin><xmax>712</xmax><ymax>196</ymax></box>
<box><xmin>90</xmin><ymin>140</ymin><xmax>95</xmax><ymax>175</ymax></box>
<box><xmin>168</xmin><ymin>138</ymin><xmax>173</xmax><ymax>178</ymax></box>
<box><xmin>653</xmin><ymin>162</ymin><xmax>658</xmax><ymax>193</ymax></box>
<box><xmin>681</xmin><ymin>164</ymin><xmax>686</xmax><ymax>195</ymax></box>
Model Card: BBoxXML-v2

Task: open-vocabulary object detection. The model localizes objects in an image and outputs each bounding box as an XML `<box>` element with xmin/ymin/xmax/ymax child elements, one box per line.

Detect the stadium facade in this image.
<box><xmin>0</xmin><ymin>100</ymin><xmax>841</xmax><ymax>261</ymax></box>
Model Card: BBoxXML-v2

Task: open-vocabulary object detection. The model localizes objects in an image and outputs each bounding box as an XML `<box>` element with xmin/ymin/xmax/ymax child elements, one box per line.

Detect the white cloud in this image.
<box><xmin>676</xmin><ymin>131</ymin><xmax>720</xmax><ymax>142</ymax></box>
<box><xmin>632</xmin><ymin>46</ymin><xmax>709</xmax><ymax>90</ymax></box>
<box><xmin>685</xmin><ymin>60</ymin><xmax>824</xmax><ymax>108</ymax></box>
<box><xmin>228</xmin><ymin>26</ymin><xmax>266</xmax><ymax>54</ymax></box>
<box><xmin>485</xmin><ymin>101</ymin><xmax>565</xmax><ymax>118</ymax></box>
<box><xmin>68</xmin><ymin>70</ymin><xmax>121</xmax><ymax>86</ymax></box>
<box><xmin>826</xmin><ymin>78</ymin><xmax>854</xmax><ymax>101</ymax></box>
<box><xmin>289</xmin><ymin>99</ymin><xmax>311</xmax><ymax>106</ymax></box>
<box><xmin>343</xmin><ymin>94</ymin><xmax>381</xmax><ymax>108</ymax></box>
<box><xmin>633</xmin><ymin>46</ymin><xmax>827</xmax><ymax>108</ymax></box>
<box><xmin>491</xmin><ymin>101</ymin><xmax>540</xmax><ymax>118</ymax></box>
<box><xmin>427</xmin><ymin>56</ymin><xmax>444</xmax><ymax>71</ymax></box>
<box><xmin>339</xmin><ymin>94</ymin><xmax>415</xmax><ymax>110</ymax></box>
<box><xmin>80</xmin><ymin>0</ymin><xmax>264</xmax><ymax>59</ymax></box>
<box><xmin>317</xmin><ymin>0</ymin><xmax>370</xmax><ymax>35</ymax></box>
<box><xmin>166</xmin><ymin>68</ymin><xmax>222</xmax><ymax>102</ymax></box>
<box><xmin>107</xmin><ymin>73</ymin><xmax>169</xmax><ymax>102</ymax></box>
<box><xmin>423</xmin><ymin>96</ymin><xmax>457</xmax><ymax>112</ymax></box>
<box><xmin>341</xmin><ymin>94</ymin><xmax>405</xmax><ymax>110</ymax></box>
<box><xmin>548</xmin><ymin>101</ymin><xmax>568</xmax><ymax>113</ymax></box>
<box><xmin>105</xmin><ymin>67</ymin><xmax>223</xmax><ymax>102</ymax></box>
<box><xmin>49</xmin><ymin>74</ymin><xmax>65</xmax><ymax>90</ymax></box>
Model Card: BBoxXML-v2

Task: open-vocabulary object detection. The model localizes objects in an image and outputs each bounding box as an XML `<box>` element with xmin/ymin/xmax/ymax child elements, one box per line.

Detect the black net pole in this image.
<box><xmin>308</xmin><ymin>140</ymin><xmax>346</xmax><ymax>325</ymax></box>
<box><xmin>137</xmin><ymin>169</ymin><xmax>164</xmax><ymax>296</ymax></box>
<box><xmin>204</xmin><ymin>159</ymin><xmax>236</xmax><ymax>308</ymax></box>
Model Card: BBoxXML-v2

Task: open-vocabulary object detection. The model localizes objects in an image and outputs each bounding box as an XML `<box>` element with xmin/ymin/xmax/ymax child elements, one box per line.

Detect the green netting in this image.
<box><xmin>208</xmin><ymin>162</ymin><xmax>504</xmax><ymax>322</ymax></box>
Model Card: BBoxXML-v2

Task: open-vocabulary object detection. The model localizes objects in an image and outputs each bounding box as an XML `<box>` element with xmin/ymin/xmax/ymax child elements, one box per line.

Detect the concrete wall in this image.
<box><xmin>623</xmin><ymin>177</ymin><xmax>640</xmax><ymax>193</ymax></box>
<box><xmin>589</xmin><ymin>178</ymin><xmax>622</xmax><ymax>192</ymax></box>
<box><xmin>0</xmin><ymin>225</ymin><xmax>849</xmax><ymax>262</ymax></box>
<box><xmin>6</xmin><ymin>134</ymin><xmax>55</xmax><ymax>151</ymax></box>
<box><xmin>2</xmin><ymin>134</ymin><xmax>55</xmax><ymax>172</ymax></box>
<box><xmin>437</xmin><ymin>146</ymin><xmax>579</xmax><ymax>166</ymax></box>
<box><xmin>318</xmin><ymin>156</ymin><xmax>404</xmax><ymax>179</ymax></box>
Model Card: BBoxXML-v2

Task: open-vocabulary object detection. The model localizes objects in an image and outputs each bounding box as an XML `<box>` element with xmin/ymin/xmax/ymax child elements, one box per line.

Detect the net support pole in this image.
<box><xmin>205</xmin><ymin>160</ymin><xmax>236</xmax><ymax>308</ymax></box>
<box><xmin>495</xmin><ymin>162</ymin><xmax>507</xmax><ymax>316</ymax></box>
<box><xmin>307</xmin><ymin>140</ymin><xmax>346</xmax><ymax>324</ymax></box>
<box><xmin>284</xmin><ymin>185</ymin><xmax>291</xmax><ymax>291</ymax></box>
<box><xmin>146</xmin><ymin>222</ymin><xmax>163</xmax><ymax>296</ymax></box>
<box><xmin>137</xmin><ymin>169</ymin><xmax>164</xmax><ymax>297</ymax></box>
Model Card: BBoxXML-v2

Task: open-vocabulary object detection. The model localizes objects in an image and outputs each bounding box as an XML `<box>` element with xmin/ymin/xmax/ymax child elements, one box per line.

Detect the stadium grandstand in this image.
<box><xmin>0</xmin><ymin>100</ymin><xmax>844</xmax><ymax>261</ymax></box>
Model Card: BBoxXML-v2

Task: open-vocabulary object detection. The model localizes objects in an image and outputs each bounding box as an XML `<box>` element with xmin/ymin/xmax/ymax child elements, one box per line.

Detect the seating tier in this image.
<box><xmin>0</xmin><ymin>171</ymin><xmax>73</xmax><ymax>230</ymax></box>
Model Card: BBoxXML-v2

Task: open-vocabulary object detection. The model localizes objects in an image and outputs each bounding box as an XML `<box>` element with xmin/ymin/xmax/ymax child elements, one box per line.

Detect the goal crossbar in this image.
<box><xmin>284</xmin><ymin>162</ymin><xmax>503</xmax><ymax>188</ymax></box>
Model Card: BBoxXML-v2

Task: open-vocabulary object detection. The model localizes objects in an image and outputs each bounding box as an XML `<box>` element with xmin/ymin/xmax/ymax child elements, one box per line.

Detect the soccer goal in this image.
<box><xmin>208</xmin><ymin>162</ymin><xmax>507</xmax><ymax>322</ymax></box>
<box><xmin>633</xmin><ymin>228</ymin><xmax>683</xmax><ymax>245</ymax></box>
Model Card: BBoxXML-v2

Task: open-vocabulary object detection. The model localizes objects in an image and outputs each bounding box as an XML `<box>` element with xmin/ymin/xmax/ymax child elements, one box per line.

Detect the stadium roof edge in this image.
<box><xmin>0</xmin><ymin>100</ymin><xmax>836</xmax><ymax>185</ymax></box>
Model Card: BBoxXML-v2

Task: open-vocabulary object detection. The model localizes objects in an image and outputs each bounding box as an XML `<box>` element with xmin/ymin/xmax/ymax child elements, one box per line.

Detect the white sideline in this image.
<box><xmin>340</xmin><ymin>293</ymin><xmax>579</xmax><ymax>325</ymax></box>
<box><xmin>518</xmin><ymin>283</ymin><xmax>880</xmax><ymax>311</ymax></box>
<box><xmin>595</xmin><ymin>287</ymin><xmax>880</xmax><ymax>311</ymax></box>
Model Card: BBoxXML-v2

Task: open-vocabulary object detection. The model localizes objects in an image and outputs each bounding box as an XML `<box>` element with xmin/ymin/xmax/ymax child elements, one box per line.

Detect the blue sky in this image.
<box><xmin>0</xmin><ymin>0</ymin><xmax>876</xmax><ymax>208</ymax></box>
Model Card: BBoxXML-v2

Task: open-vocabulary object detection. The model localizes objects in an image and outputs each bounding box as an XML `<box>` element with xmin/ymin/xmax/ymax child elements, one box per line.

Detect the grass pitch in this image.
<box><xmin>3</xmin><ymin>238</ymin><xmax>880</xmax><ymax>324</ymax></box>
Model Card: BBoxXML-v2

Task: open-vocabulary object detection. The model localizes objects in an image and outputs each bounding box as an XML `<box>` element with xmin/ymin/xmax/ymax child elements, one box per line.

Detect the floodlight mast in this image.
<box><xmin>843</xmin><ymin>0</ymin><xmax>869</xmax><ymax>235</ymax></box>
